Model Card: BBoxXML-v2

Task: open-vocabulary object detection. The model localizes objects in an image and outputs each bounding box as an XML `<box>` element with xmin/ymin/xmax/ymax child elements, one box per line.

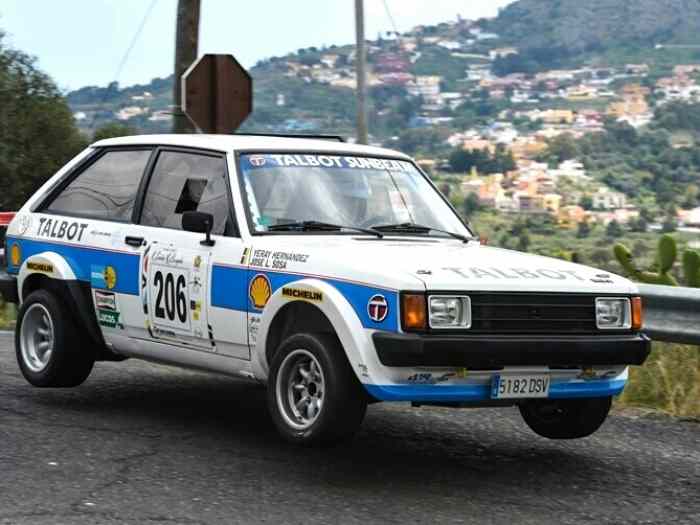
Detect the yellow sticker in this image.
<box><xmin>249</xmin><ymin>274</ymin><xmax>272</xmax><ymax>309</ymax></box>
<box><xmin>10</xmin><ymin>244</ymin><xmax>21</xmax><ymax>267</ymax></box>
<box><xmin>104</xmin><ymin>266</ymin><xmax>117</xmax><ymax>290</ymax></box>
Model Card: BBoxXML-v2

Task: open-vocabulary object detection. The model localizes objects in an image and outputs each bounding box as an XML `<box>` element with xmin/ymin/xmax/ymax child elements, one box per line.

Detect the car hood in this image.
<box><xmin>248</xmin><ymin>237</ymin><xmax>637</xmax><ymax>294</ymax></box>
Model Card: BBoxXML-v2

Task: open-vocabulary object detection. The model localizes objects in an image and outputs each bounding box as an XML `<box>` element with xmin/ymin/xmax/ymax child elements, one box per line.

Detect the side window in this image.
<box><xmin>45</xmin><ymin>149</ymin><xmax>151</xmax><ymax>221</ymax></box>
<box><xmin>140</xmin><ymin>151</ymin><xmax>231</xmax><ymax>235</ymax></box>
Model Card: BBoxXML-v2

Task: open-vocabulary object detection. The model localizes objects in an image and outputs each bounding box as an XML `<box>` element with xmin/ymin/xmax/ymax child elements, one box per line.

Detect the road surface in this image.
<box><xmin>0</xmin><ymin>332</ymin><xmax>697</xmax><ymax>524</ymax></box>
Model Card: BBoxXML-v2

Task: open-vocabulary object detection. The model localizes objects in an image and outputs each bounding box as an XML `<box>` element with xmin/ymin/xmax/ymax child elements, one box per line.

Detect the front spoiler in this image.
<box><xmin>372</xmin><ymin>332</ymin><xmax>651</xmax><ymax>368</ymax></box>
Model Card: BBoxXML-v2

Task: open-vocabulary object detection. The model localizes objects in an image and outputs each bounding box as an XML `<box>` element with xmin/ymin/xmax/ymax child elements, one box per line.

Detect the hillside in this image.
<box><xmin>483</xmin><ymin>0</ymin><xmax>700</xmax><ymax>70</ymax></box>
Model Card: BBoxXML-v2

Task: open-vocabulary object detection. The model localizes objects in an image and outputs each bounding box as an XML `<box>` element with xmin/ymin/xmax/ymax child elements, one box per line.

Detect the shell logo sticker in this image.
<box><xmin>104</xmin><ymin>266</ymin><xmax>117</xmax><ymax>290</ymax></box>
<box><xmin>367</xmin><ymin>294</ymin><xmax>389</xmax><ymax>323</ymax></box>
<box><xmin>249</xmin><ymin>274</ymin><xmax>272</xmax><ymax>310</ymax></box>
<box><xmin>9</xmin><ymin>244</ymin><xmax>21</xmax><ymax>267</ymax></box>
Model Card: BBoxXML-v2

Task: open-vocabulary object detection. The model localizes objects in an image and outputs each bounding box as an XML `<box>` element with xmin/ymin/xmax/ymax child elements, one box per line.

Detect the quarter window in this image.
<box><xmin>46</xmin><ymin>149</ymin><xmax>151</xmax><ymax>221</ymax></box>
<box><xmin>140</xmin><ymin>151</ymin><xmax>231</xmax><ymax>235</ymax></box>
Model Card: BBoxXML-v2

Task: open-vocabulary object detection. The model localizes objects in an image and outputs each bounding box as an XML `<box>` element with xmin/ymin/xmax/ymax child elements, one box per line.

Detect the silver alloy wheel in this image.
<box><xmin>276</xmin><ymin>349</ymin><xmax>326</xmax><ymax>430</ymax></box>
<box><xmin>20</xmin><ymin>303</ymin><xmax>55</xmax><ymax>373</ymax></box>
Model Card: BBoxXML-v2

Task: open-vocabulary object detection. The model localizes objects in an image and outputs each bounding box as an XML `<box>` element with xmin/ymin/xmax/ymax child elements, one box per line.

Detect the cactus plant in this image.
<box><xmin>613</xmin><ymin>234</ymin><xmax>700</xmax><ymax>287</ymax></box>
<box><xmin>613</xmin><ymin>234</ymin><xmax>679</xmax><ymax>286</ymax></box>
<box><xmin>682</xmin><ymin>250</ymin><xmax>700</xmax><ymax>287</ymax></box>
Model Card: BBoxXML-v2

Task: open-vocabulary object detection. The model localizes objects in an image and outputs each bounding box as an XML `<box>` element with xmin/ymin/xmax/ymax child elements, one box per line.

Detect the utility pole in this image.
<box><xmin>173</xmin><ymin>0</ymin><xmax>201</xmax><ymax>133</ymax></box>
<box><xmin>354</xmin><ymin>0</ymin><xmax>368</xmax><ymax>144</ymax></box>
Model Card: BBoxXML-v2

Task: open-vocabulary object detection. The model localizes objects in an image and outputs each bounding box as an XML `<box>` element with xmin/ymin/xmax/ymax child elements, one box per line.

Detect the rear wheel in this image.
<box><xmin>16</xmin><ymin>289</ymin><xmax>94</xmax><ymax>387</ymax></box>
<box><xmin>519</xmin><ymin>396</ymin><xmax>612</xmax><ymax>439</ymax></box>
<box><xmin>267</xmin><ymin>333</ymin><xmax>367</xmax><ymax>446</ymax></box>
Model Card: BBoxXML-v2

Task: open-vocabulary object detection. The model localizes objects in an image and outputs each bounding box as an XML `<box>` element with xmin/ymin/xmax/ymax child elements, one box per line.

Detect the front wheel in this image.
<box><xmin>267</xmin><ymin>333</ymin><xmax>367</xmax><ymax>446</ymax></box>
<box><xmin>519</xmin><ymin>396</ymin><xmax>612</xmax><ymax>439</ymax></box>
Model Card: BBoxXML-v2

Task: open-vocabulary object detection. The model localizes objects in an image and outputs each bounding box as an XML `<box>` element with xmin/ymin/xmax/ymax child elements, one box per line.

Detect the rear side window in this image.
<box><xmin>45</xmin><ymin>149</ymin><xmax>151</xmax><ymax>221</ymax></box>
<box><xmin>140</xmin><ymin>150</ymin><xmax>231</xmax><ymax>235</ymax></box>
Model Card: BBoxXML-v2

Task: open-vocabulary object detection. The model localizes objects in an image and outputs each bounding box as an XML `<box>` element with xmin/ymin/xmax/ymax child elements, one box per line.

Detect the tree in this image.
<box><xmin>93</xmin><ymin>123</ymin><xmax>135</xmax><ymax>142</ymax></box>
<box><xmin>605</xmin><ymin>220</ymin><xmax>624</xmax><ymax>238</ymax></box>
<box><xmin>463</xmin><ymin>193</ymin><xmax>481</xmax><ymax>216</ymax></box>
<box><xmin>661</xmin><ymin>216</ymin><xmax>678</xmax><ymax>233</ymax></box>
<box><xmin>517</xmin><ymin>232</ymin><xmax>531</xmax><ymax>251</ymax></box>
<box><xmin>579</xmin><ymin>195</ymin><xmax>594</xmax><ymax>210</ymax></box>
<box><xmin>576</xmin><ymin>221</ymin><xmax>591</xmax><ymax>238</ymax></box>
<box><xmin>0</xmin><ymin>33</ymin><xmax>86</xmax><ymax>210</ymax></box>
<box><xmin>544</xmin><ymin>133</ymin><xmax>579</xmax><ymax>163</ymax></box>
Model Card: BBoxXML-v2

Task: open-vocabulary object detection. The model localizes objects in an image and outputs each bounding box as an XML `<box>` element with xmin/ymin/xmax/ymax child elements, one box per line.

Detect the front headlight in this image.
<box><xmin>596</xmin><ymin>298</ymin><xmax>631</xmax><ymax>329</ymax></box>
<box><xmin>429</xmin><ymin>296</ymin><xmax>471</xmax><ymax>329</ymax></box>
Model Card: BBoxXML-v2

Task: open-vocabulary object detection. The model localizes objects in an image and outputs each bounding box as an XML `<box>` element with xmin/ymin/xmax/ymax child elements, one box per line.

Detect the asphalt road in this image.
<box><xmin>0</xmin><ymin>332</ymin><xmax>698</xmax><ymax>525</ymax></box>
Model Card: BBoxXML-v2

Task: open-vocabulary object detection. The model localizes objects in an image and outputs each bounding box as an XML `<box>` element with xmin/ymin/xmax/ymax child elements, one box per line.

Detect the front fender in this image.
<box><xmin>251</xmin><ymin>278</ymin><xmax>377</xmax><ymax>384</ymax></box>
<box><xmin>18</xmin><ymin>251</ymin><xmax>104</xmax><ymax>347</ymax></box>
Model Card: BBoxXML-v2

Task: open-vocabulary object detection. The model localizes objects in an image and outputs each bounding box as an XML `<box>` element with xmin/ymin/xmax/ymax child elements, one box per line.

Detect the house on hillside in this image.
<box><xmin>592</xmin><ymin>187</ymin><xmax>626</xmax><ymax>210</ymax></box>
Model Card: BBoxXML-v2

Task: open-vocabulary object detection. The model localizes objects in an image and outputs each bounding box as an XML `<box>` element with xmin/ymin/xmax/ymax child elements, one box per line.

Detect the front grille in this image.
<box><xmin>466</xmin><ymin>293</ymin><xmax>597</xmax><ymax>334</ymax></box>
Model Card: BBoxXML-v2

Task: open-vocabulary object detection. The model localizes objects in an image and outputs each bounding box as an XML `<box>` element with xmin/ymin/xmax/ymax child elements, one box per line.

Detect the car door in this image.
<box><xmin>36</xmin><ymin>147</ymin><xmax>153</xmax><ymax>352</ymax></box>
<box><xmin>125</xmin><ymin>147</ymin><xmax>244</xmax><ymax>353</ymax></box>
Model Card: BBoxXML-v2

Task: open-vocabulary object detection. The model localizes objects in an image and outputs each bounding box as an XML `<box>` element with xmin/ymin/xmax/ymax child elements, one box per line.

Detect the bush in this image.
<box><xmin>619</xmin><ymin>343</ymin><xmax>700</xmax><ymax>418</ymax></box>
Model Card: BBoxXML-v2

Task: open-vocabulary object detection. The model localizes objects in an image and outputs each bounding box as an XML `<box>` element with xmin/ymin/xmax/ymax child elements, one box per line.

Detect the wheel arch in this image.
<box><xmin>18</xmin><ymin>252</ymin><xmax>105</xmax><ymax>348</ymax></box>
<box><xmin>252</xmin><ymin>278</ymin><xmax>374</xmax><ymax>383</ymax></box>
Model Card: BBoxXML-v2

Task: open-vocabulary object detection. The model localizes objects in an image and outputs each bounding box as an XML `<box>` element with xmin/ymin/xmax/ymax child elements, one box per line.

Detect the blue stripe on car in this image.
<box><xmin>363</xmin><ymin>379</ymin><xmax>627</xmax><ymax>402</ymax></box>
<box><xmin>5</xmin><ymin>238</ymin><xmax>398</xmax><ymax>331</ymax></box>
<box><xmin>5</xmin><ymin>237</ymin><xmax>140</xmax><ymax>295</ymax></box>
<box><xmin>211</xmin><ymin>264</ymin><xmax>399</xmax><ymax>331</ymax></box>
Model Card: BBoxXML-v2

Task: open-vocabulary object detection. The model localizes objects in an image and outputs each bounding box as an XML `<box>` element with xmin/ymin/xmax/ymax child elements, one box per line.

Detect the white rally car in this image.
<box><xmin>0</xmin><ymin>134</ymin><xmax>650</xmax><ymax>445</ymax></box>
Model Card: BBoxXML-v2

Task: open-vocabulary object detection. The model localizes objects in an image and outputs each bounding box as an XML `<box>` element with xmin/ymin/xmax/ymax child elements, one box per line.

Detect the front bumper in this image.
<box><xmin>372</xmin><ymin>332</ymin><xmax>651</xmax><ymax>368</ymax></box>
<box><xmin>0</xmin><ymin>270</ymin><xmax>18</xmax><ymax>304</ymax></box>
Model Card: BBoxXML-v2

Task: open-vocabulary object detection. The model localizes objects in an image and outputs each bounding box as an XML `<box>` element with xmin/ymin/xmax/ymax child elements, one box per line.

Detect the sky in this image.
<box><xmin>0</xmin><ymin>0</ymin><xmax>514</xmax><ymax>92</ymax></box>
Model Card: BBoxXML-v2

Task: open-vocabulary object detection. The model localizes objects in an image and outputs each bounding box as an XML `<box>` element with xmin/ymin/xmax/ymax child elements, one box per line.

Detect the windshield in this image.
<box><xmin>239</xmin><ymin>153</ymin><xmax>471</xmax><ymax>236</ymax></box>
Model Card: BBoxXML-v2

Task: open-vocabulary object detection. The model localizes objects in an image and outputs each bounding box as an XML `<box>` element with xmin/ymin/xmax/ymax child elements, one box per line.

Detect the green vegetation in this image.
<box><xmin>619</xmin><ymin>343</ymin><xmax>700</xmax><ymax>418</ymax></box>
<box><xmin>448</xmin><ymin>144</ymin><xmax>516</xmax><ymax>174</ymax></box>
<box><xmin>614</xmin><ymin>234</ymin><xmax>700</xmax><ymax>286</ymax></box>
<box><xmin>537</xmin><ymin>110</ymin><xmax>700</xmax><ymax>210</ymax></box>
<box><xmin>93</xmin><ymin>122</ymin><xmax>136</xmax><ymax>141</ymax></box>
<box><xmin>0</xmin><ymin>31</ymin><xmax>86</xmax><ymax>211</ymax></box>
<box><xmin>483</xmin><ymin>0</ymin><xmax>700</xmax><ymax>73</ymax></box>
<box><xmin>0</xmin><ymin>298</ymin><xmax>16</xmax><ymax>330</ymax></box>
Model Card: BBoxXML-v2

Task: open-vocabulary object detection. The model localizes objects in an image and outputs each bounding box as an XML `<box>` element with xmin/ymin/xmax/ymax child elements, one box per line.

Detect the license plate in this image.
<box><xmin>491</xmin><ymin>374</ymin><xmax>550</xmax><ymax>399</ymax></box>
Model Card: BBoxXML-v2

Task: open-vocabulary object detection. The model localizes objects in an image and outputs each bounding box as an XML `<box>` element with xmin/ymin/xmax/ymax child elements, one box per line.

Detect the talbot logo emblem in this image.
<box><xmin>367</xmin><ymin>294</ymin><xmax>389</xmax><ymax>323</ymax></box>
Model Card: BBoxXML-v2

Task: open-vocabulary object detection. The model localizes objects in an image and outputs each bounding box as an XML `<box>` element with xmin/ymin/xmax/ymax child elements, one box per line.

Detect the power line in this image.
<box><xmin>88</xmin><ymin>0</ymin><xmax>159</xmax><ymax>132</ymax></box>
<box><xmin>381</xmin><ymin>0</ymin><xmax>399</xmax><ymax>36</ymax></box>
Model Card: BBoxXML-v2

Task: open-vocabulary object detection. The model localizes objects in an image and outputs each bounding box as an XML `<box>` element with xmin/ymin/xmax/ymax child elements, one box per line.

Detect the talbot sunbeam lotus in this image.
<box><xmin>0</xmin><ymin>134</ymin><xmax>650</xmax><ymax>445</ymax></box>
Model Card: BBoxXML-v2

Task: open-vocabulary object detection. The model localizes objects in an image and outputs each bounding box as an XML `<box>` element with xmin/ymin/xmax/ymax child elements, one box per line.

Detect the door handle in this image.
<box><xmin>125</xmin><ymin>236</ymin><xmax>145</xmax><ymax>247</ymax></box>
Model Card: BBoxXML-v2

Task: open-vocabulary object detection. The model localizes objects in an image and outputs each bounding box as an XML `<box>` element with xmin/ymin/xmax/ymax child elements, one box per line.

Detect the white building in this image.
<box><xmin>592</xmin><ymin>187</ymin><xmax>627</xmax><ymax>210</ymax></box>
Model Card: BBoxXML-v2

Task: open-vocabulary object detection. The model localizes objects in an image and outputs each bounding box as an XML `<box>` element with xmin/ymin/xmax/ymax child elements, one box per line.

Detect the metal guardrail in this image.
<box><xmin>639</xmin><ymin>284</ymin><xmax>700</xmax><ymax>345</ymax></box>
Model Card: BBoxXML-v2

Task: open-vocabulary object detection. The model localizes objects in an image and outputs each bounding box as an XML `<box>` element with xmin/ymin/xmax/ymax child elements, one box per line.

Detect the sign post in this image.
<box><xmin>182</xmin><ymin>54</ymin><xmax>252</xmax><ymax>133</ymax></box>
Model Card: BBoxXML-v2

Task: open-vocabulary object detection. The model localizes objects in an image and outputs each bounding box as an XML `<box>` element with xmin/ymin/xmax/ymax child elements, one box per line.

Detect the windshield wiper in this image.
<box><xmin>371</xmin><ymin>222</ymin><xmax>478</xmax><ymax>243</ymax></box>
<box><xmin>267</xmin><ymin>221</ymin><xmax>383</xmax><ymax>238</ymax></box>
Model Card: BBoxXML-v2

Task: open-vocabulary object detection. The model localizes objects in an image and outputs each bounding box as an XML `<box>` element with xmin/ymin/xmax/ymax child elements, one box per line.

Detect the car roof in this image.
<box><xmin>92</xmin><ymin>134</ymin><xmax>411</xmax><ymax>159</ymax></box>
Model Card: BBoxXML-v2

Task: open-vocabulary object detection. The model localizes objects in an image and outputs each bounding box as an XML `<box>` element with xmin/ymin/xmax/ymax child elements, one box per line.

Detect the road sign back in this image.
<box><xmin>182</xmin><ymin>54</ymin><xmax>252</xmax><ymax>133</ymax></box>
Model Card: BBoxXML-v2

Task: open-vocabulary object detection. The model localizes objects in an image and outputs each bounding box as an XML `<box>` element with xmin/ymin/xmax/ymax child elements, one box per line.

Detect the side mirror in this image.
<box><xmin>182</xmin><ymin>211</ymin><xmax>215</xmax><ymax>247</ymax></box>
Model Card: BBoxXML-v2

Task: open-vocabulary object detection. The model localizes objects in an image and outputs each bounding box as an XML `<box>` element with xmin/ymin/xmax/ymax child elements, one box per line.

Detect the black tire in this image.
<box><xmin>519</xmin><ymin>396</ymin><xmax>612</xmax><ymax>439</ymax></box>
<box><xmin>267</xmin><ymin>333</ymin><xmax>367</xmax><ymax>446</ymax></box>
<box><xmin>15</xmin><ymin>289</ymin><xmax>95</xmax><ymax>387</ymax></box>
